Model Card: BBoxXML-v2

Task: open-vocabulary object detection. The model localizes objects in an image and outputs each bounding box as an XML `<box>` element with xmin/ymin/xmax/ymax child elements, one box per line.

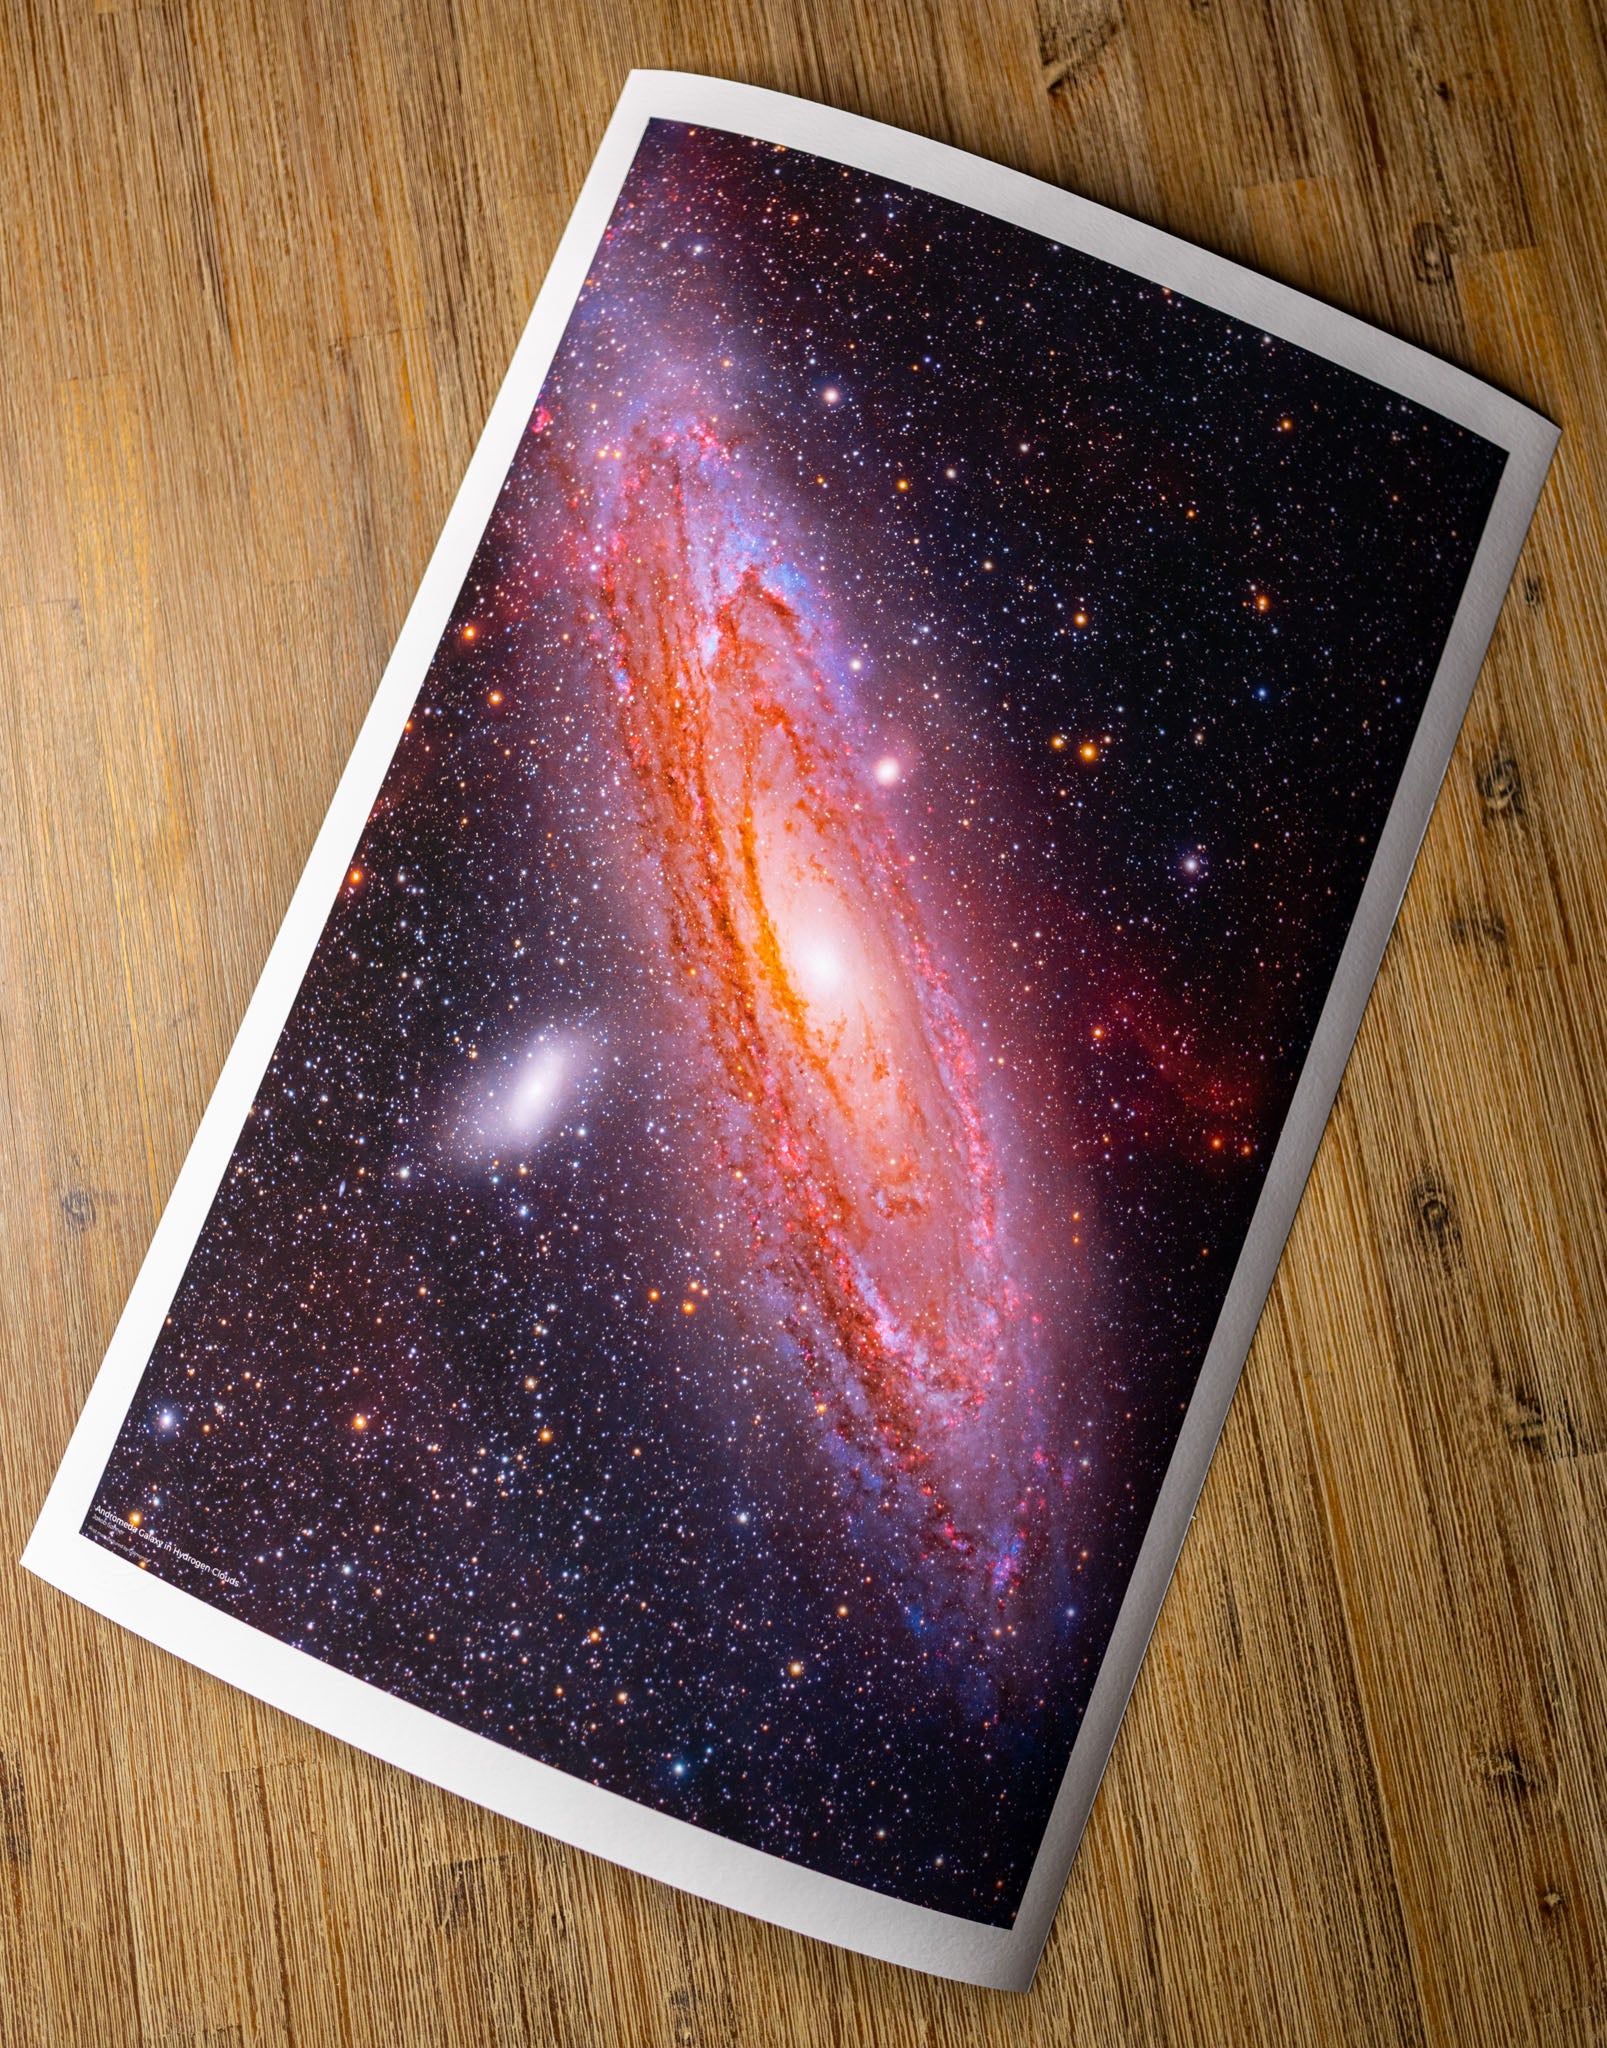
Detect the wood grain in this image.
<box><xmin>1</xmin><ymin>1</ymin><xmax>1603</xmax><ymax>2040</ymax></box>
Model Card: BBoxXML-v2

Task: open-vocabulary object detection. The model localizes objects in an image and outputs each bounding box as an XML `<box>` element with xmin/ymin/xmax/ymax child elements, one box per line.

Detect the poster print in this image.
<box><xmin>28</xmin><ymin>75</ymin><xmax>1554</xmax><ymax>1989</ymax></box>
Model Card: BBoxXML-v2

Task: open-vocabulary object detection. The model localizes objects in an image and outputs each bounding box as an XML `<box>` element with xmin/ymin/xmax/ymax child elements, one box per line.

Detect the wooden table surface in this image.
<box><xmin>2</xmin><ymin>2</ymin><xmax>1604</xmax><ymax>2041</ymax></box>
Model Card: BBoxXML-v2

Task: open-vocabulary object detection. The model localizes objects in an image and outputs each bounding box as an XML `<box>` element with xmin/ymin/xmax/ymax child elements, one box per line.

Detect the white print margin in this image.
<box><xmin>24</xmin><ymin>70</ymin><xmax>1558</xmax><ymax>1993</ymax></box>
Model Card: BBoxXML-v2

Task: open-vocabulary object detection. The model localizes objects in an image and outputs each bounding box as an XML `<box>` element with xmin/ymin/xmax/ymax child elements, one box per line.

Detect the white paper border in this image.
<box><xmin>23</xmin><ymin>71</ymin><xmax>1557</xmax><ymax>1992</ymax></box>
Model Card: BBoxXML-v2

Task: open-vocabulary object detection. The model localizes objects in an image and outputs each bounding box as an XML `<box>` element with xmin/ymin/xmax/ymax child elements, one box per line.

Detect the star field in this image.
<box><xmin>86</xmin><ymin>121</ymin><xmax>1505</xmax><ymax>1923</ymax></box>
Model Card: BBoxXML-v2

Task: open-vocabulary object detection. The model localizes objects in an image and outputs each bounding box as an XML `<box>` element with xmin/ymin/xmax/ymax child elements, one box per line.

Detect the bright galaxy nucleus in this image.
<box><xmin>585</xmin><ymin>422</ymin><xmax>1053</xmax><ymax>1611</ymax></box>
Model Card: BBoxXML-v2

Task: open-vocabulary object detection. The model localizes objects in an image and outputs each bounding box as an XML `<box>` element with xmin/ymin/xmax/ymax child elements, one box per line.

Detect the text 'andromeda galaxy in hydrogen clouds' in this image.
<box><xmin>85</xmin><ymin>119</ymin><xmax>1506</xmax><ymax>1920</ymax></box>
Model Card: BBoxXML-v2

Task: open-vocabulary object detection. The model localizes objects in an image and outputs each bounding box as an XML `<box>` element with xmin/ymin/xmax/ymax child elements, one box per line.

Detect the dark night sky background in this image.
<box><xmin>87</xmin><ymin>121</ymin><xmax>1504</xmax><ymax>1923</ymax></box>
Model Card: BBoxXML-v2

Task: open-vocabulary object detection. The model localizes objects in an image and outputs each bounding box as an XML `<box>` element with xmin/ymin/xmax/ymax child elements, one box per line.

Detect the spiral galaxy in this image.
<box><xmin>590</xmin><ymin>419</ymin><xmax>1049</xmax><ymax>1608</ymax></box>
